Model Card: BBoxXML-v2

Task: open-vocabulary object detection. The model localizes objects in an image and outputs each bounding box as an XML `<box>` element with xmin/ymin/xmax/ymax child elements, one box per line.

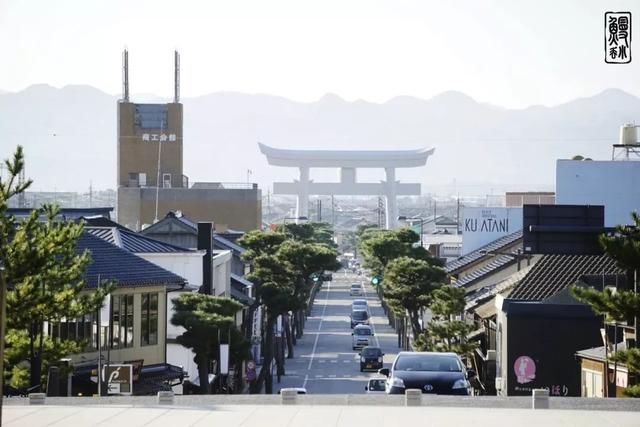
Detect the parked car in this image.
<box><xmin>350</xmin><ymin>309</ymin><xmax>370</xmax><ymax>328</ymax></box>
<box><xmin>359</xmin><ymin>346</ymin><xmax>384</xmax><ymax>372</ymax></box>
<box><xmin>350</xmin><ymin>283</ymin><xmax>363</xmax><ymax>296</ymax></box>
<box><xmin>351</xmin><ymin>299</ymin><xmax>368</xmax><ymax>311</ymax></box>
<box><xmin>352</xmin><ymin>324</ymin><xmax>374</xmax><ymax>350</ymax></box>
<box><xmin>365</xmin><ymin>378</ymin><xmax>387</xmax><ymax>394</ymax></box>
<box><xmin>278</xmin><ymin>387</ymin><xmax>307</xmax><ymax>394</ymax></box>
<box><xmin>379</xmin><ymin>351</ymin><xmax>475</xmax><ymax>395</ymax></box>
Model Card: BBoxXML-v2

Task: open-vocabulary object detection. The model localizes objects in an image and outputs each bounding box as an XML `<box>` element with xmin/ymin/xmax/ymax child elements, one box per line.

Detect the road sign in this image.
<box><xmin>103</xmin><ymin>364</ymin><xmax>133</xmax><ymax>395</ymax></box>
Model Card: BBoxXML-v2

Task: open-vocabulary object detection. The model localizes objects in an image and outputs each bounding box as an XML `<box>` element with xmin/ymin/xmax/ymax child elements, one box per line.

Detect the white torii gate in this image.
<box><xmin>259</xmin><ymin>143</ymin><xmax>435</xmax><ymax>229</ymax></box>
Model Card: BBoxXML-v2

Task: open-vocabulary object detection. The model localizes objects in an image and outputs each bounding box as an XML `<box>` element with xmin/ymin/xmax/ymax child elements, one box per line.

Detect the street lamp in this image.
<box><xmin>397</xmin><ymin>215</ymin><xmax>425</xmax><ymax>247</ymax></box>
<box><xmin>479</xmin><ymin>248</ymin><xmax>529</xmax><ymax>271</ymax></box>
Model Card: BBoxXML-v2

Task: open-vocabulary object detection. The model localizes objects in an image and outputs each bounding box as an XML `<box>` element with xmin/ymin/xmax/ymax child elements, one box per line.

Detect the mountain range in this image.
<box><xmin>1</xmin><ymin>85</ymin><xmax>639</xmax><ymax>196</ymax></box>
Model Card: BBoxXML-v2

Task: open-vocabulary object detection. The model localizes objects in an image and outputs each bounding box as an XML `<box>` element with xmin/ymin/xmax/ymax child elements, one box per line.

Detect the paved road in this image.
<box><xmin>274</xmin><ymin>271</ymin><xmax>399</xmax><ymax>394</ymax></box>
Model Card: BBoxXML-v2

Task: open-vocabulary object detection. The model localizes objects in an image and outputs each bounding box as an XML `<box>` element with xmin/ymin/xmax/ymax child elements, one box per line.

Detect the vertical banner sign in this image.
<box><xmin>220</xmin><ymin>344</ymin><xmax>230</xmax><ymax>375</ymax></box>
<box><xmin>605</xmin><ymin>11</ymin><xmax>632</xmax><ymax>64</ymax></box>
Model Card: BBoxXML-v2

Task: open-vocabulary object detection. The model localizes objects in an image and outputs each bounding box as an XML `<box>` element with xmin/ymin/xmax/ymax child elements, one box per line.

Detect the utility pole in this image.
<box><xmin>317</xmin><ymin>199</ymin><xmax>322</xmax><ymax>222</ymax></box>
<box><xmin>331</xmin><ymin>195</ymin><xmax>335</xmax><ymax>227</ymax></box>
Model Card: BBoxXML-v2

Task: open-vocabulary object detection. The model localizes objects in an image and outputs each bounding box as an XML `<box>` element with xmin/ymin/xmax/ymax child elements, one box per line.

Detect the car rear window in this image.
<box><xmin>368</xmin><ymin>379</ymin><xmax>386</xmax><ymax>391</ymax></box>
<box><xmin>352</xmin><ymin>311</ymin><xmax>368</xmax><ymax>320</ymax></box>
<box><xmin>394</xmin><ymin>355</ymin><xmax>462</xmax><ymax>372</ymax></box>
<box><xmin>355</xmin><ymin>328</ymin><xmax>372</xmax><ymax>335</ymax></box>
<box><xmin>362</xmin><ymin>347</ymin><xmax>381</xmax><ymax>356</ymax></box>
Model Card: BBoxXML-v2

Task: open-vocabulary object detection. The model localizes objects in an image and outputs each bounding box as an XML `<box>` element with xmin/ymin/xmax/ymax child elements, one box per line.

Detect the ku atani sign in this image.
<box><xmin>461</xmin><ymin>207</ymin><xmax>523</xmax><ymax>255</ymax></box>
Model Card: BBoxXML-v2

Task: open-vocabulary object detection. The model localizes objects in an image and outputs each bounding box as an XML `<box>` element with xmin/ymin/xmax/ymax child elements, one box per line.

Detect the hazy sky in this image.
<box><xmin>1</xmin><ymin>0</ymin><xmax>639</xmax><ymax>108</ymax></box>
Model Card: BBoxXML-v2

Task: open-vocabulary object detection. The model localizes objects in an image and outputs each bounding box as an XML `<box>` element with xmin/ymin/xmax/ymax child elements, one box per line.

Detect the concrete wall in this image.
<box><xmin>556</xmin><ymin>160</ymin><xmax>640</xmax><ymax>227</ymax></box>
<box><xmin>117</xmin><ymin>102</ymin><xmax>183</xmax><ymax>188</ymax></box>
<box><xmin>117</xmin><ymin>187</ymin><xmax>262</xmax><ymax>232</ymax></box>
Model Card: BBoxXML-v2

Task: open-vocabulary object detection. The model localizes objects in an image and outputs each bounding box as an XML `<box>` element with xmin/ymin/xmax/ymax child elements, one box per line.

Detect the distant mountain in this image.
<box><xmin>1</xmin><ymin>85</ymin><xmax>639</xmax><ymax>195</ymax></box>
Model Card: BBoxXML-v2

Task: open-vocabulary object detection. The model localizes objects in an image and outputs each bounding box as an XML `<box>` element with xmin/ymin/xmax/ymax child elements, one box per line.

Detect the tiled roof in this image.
<box><xmin>508</xmin><ymin>254</ymin><xmax>623</xmax><ymax>301</ymax></box>
<box><xmin>445</xmin><ymin>230</ymin><xmax>522</xmax><ymax>273</ymax></box>
<box><xmin>214</xmin><ymin>235</ymin><xmax>246</xmax><ymax>254</ymax></box>
<box><xmin>465</xmin><ymin>264</ymin><xmax>534</xmax><ymax>311</ymax></box>
<box><xmin>86</xmin><ymin>227</ymin><xmax>192</xmax><ymax>253</ymax></box>
<box><xmin>231</xmin><ymin>273</ymin><xmax>253</xmax><ymax>288</ymax></box>
<box><xmin>454</xmin><ymin>255</ymin><xmax>517</xmax><ymax>288</ymax></box>
<box><xmin>78</xmin><ymin>232</ymin><xmax>187</xmax><ymax>288</ymax></box>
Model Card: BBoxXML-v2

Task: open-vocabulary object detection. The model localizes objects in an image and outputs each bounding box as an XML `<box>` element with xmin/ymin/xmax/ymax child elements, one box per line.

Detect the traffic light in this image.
<box><xmin>371</xmin><ymin>276</ymin><xmax>380</xmax><ymax>286</ymax></box>
<box><xmin>312</xmin><ymin>274</ymin><xmax>320</xmax><ymax>283</ymax></box>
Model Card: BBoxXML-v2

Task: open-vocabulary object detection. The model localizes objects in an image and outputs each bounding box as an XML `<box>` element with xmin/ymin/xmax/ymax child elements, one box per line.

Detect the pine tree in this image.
<box><xmin>384</xmin><ymin>256</ymin><xmax>446</xmax><ymax>339</ymax></box>
<box><xmin>572</xmin><ymin>212</ymin><xmax>640</xmax><ymax>397</ymax></box>
<box><xmin>415</xmin><ymin>286</ymin><xmax>478</xmax><ymax>357</ymax></box>
<box><xmin>171</xmin><ymin>293</ymin><xmax>248</xmax><ymax>394</ymax></box>
<box><xmin>1</xmin><ymin>146</ymin><xmax>112</xmax><ymax>390</ymax></box>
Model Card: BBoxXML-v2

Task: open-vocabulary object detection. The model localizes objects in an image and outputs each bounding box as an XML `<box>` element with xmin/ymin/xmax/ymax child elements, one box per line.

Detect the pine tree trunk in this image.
<box><xmin>197</xmin><ymin>353</ymin><xmax>210</xmax><ymax>394</ymax></box>
<box><xmin>409</xmin><ymin>310</ymin><xmax>422</xmax><ymax>341</ymax></box>
<box><xmin>284</xmin><ymin>314</ymin><xmax>294</xmax><ymax>358</ymax></box>
<box><xmin>29</xmin><ymin>320</ymin><xmax>41</xmax><ymax>389</ymax></box>
<box><xmin>251</xmin><ymin>316</ymin><xmax>275</xmax><ymax>394</ymax></box>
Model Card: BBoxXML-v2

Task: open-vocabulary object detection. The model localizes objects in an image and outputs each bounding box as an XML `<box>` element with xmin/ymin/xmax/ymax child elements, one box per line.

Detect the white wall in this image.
<box><xmin>212</xmin><ymin>250</ymin><xmax>232</xmax><ymax>297</ymax></box>
<box><xmin>556</xmin><ymin>160</ymin><xmax>640</xmax><ymax>227</ymax></box>
<box><xmin>139</xmin><ymin>252</ymin><xmax>204</xmax><ymax>288</ymax></box>
<box><xmin>461</xmin><ymin>207</ymin><xmax>523</xmax><ymax>255</ymax></box>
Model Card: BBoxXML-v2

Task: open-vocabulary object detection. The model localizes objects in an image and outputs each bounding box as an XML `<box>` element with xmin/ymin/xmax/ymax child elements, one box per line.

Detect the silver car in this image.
<box><xmin>352</xmin><ymin>324</ymin><xmax>373</xmax><ymax>350</ymax></box>
<box><xmin>350</xmin><ymin>283</ymin><xmax>363</xmax><ymax>296</ymax></box>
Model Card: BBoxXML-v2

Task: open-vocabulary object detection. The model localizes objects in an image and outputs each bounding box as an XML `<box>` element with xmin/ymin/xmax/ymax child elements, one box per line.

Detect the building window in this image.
<box><xmin>134</xmin><ymin>104</ymin><xmax>168</xmax><ymax>129</ymax></box>
<box><xmin>141</xmin><ymin>293</ymin><xmax>159</xmax><ymax>346</ymax></box>
<box><xmin>48</xmin><ymin>313</ymin><xmax>99</xmax><ymax>352</ymax></box>
<box><xmin>111</xmin><ymin>294</ymin><xmax>134</xmax><ymax>349</ymax></box>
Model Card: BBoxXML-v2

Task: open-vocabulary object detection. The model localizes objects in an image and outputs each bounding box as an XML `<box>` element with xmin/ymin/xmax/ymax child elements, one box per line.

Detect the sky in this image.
<box><xmin>1</xmin><ymin>0</ymin><xmax>640</xmax><ymax>108</ymax></box>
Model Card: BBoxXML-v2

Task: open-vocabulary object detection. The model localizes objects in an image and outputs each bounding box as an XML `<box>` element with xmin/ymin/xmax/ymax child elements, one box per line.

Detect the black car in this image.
<box><xmin>360</xmin><ymin>346</ymin><xmax>384</xmax><ymax>372</ymax></box>
<box><xmin>379</xmin><ymin>351</ymin><xmax>475</xmax><ymax>395</ymax></box>
<box><xmin>350</xmin><ymin>309</ymin><xmax>369</xmax><ymax>328</ymax></box>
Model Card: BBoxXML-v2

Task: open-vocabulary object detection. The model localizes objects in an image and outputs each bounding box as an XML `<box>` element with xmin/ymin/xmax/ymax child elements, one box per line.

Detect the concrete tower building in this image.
<box><xmin>116</xmin><ymin>50</ymin><xmax>261</xmax><ymax>231</ymax></box>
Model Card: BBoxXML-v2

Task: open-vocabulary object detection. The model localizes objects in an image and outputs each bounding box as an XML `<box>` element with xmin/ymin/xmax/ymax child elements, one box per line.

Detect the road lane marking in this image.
<box><xmin>303</xmin><ymin>280</ymin><xmax>331</xmax><ymax>388</ymax></box>
<box><xmin>330</xmin><ymin>360</ymin><xmax>338</xmax><ymax>363</ymax></box>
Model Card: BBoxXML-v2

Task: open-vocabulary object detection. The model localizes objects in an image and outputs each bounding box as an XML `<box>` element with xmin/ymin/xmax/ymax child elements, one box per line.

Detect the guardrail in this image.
<box><xmin>5</xmin><ymin>394</ymin><xmax>640</xmax><ymax>411</ymax></box>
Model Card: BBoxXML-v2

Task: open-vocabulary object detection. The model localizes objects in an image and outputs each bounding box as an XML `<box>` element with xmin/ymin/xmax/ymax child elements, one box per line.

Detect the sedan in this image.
<box><xmin>379</xmin><ymin>351</ymin><xmax>475</xmax><ymax>395</ymax></box>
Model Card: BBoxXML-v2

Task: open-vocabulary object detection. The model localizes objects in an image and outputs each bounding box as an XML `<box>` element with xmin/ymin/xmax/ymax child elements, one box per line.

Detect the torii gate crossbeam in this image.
<box><xmin>259</xmin><ymin>143</ymin><xmax>435</xmax><ymax>229</ymax></box>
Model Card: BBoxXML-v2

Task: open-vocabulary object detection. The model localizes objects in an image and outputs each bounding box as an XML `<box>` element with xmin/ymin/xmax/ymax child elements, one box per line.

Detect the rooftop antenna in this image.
<box><xmin>174</xmin><ymin>50</ymin><xmax>180</xmax><ymax>103</ymax></box>
<box><xmin>122</xmin><ymin>49</ymin><xmax>129</xmax><ymax>102</ymax></box>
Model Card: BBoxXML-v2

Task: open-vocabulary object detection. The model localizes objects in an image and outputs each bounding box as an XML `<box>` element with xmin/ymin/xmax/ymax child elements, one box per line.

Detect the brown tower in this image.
<box><xmin>117</xmin><ymin>50</ymin><xmax>184</xmax><ymax>190</ymax></box>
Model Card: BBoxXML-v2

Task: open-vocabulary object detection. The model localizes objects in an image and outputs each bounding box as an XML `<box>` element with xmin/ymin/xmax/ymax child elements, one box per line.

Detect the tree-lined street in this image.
<box><xmin>274</xmin><ymin>271</ymin><xmax>398</xmax><ymax>394</ymax></box>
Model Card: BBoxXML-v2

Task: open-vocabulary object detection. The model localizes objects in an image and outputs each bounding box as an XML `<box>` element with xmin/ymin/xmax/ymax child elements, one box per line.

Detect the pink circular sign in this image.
<box><xmin>514</xmin><ymin>356</ymin><xmax>536</xmax><ymax>384</ymax></box>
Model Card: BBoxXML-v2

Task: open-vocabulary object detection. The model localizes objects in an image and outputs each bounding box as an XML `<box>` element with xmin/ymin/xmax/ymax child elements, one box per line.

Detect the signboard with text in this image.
<box><xmin>461</xmin><ymin>207</ymin><xmax>522</xmax><ymax>255</ymax></box>
<box><xmin>103</xmin><ymin>364</ymin><xmax>133</xmax><ymax>395</ymax></box>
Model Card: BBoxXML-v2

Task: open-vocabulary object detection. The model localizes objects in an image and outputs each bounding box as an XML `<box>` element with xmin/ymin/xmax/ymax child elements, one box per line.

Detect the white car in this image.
<box><xmin>278</xmin><ymin>387</ymin><xmax>307</xmax><ymax>395</ymax></box>
<box><xmin>365</xmin><ymin>378</ymin><xmax>386</xmax><ymax>394</ymax></box>
<box><xmin>350</xmin><ymin>283</ymin><xmax>363</xmax><ymax>296</ymax></box>
<box><xmin>352</xmin><ymin>324</ymin><xmax>374</xmax><ymax>350</ymax></box>
<box><xmin>351</xmin><ymin>299</ymin><xmax>368</xmax><ymax>311</ymax></box>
